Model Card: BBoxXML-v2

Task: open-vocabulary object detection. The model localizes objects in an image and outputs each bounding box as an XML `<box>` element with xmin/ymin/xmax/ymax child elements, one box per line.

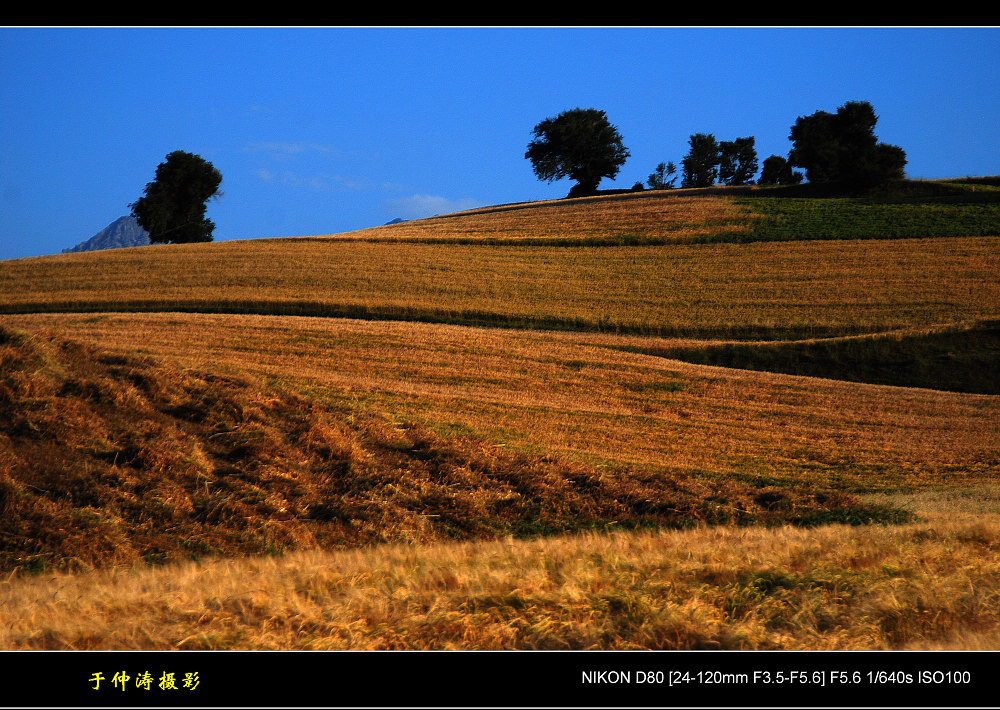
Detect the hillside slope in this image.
<box><xmin>2</xmin><ymin>183</ymin><xmax>999</xmax><ymax>651</ymax></box>
<box><xmin>3</xmin><ymin>191</ymin><xmax>998</xmax><ymax>343</ymax></box>
<box><xmin>0</xmin><ymin>323</ymin><xmax>904</xmax><ymax>574</ymax></box>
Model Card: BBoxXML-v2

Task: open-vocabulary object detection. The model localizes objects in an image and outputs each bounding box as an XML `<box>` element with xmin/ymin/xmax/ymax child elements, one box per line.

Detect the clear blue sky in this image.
<box><xmin>2</xmin><ymin>26</ymin><xmax>998</xmax><ymax>261</ymax></box>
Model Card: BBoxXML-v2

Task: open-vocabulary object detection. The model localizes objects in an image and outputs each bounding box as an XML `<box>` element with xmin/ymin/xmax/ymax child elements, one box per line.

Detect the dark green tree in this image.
<box><xmin>718</xmin><ymin>136</ymin><xmax>758</xmax><ymax>186</ymax></box>
<box><xmin>788</xmin><ymin>101</ymin><xmax>906</xmax><ymax>189</ymax></box>
<box><xmin>525</xmin><ymin>108</ymin><xmax>630</xmax><ymax>197</ymax></box>
<box><xmin>681</xmin><ymin>133</ymin><xmax>720</xmax><ymax>188</ymax></box>
<box><xmin>647</xmin><ymin>161</ymin><xmax>677</xmax><ymax>190</ymax></box>
<box><xmin>130</xmin><ymin>150</ymin><xmax>223</xmax><ymax>244</ymax></box>
<box><xmin>759</xmin><ymin>155</ymin><xmax>804</xmax><ymax>185</ymax></box>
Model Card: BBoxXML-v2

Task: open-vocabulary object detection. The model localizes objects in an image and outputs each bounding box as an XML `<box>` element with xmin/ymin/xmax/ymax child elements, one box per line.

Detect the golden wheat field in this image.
<box><xmin>2</xmin><ymin>189</ymin><xmax>999</xmax><ymax>653</ymax></box>
<box><xmin>2</xmin><ymin>234</ymin><xmax>998</xmax><ymax>338</ymax></box>
<box><xmin>2</xmin><ymin>192</ymin><xmax>997</xmax><ymax>338</ymax></box>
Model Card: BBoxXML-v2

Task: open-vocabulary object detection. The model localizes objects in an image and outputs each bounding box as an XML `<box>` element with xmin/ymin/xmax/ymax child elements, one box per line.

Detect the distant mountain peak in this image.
<box><xmin>63</xmin><ymin>215</ymin><xmax>150</xmax><ymax>253</ymax></box>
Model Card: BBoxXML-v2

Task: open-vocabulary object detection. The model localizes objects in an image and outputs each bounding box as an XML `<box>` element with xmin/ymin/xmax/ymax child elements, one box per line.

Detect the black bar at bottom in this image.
<box><xmin>1</xmin><ymin>649</ymin><xmax>995</xmax><ymax>708</ymax></box>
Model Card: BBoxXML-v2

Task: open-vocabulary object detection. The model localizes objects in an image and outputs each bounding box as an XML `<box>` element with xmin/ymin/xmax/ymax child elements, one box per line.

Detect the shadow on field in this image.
<box><xmin>626</xmin><ymin>321</ymin><xmax>1000</xmax><ymax>395</ymax></box>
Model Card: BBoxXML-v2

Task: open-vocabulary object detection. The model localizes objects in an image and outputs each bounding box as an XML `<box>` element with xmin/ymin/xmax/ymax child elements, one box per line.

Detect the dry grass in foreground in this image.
<box><xmin>3</xmin><ymin>502</ymin><xmax>999</xmax><ymax>650</ymax></box>
<box><xmin>2</xmin><ymin>322</ymin><xmax>905</xmax><ymax>576</ymax></box>
<box><xmin>9</xmin><ymin>313</ymin><xmax>997</xmax><ymax>493</ymax></box>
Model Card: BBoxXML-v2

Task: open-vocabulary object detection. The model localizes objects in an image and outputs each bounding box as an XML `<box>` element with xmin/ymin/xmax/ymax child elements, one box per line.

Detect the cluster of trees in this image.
<box><xmin>525</xmin><ymin>101</ymin><xmax>907</xmax><ymax>197</ymax></box>
<box><xmin>676</xmin><ymin>134</ymin><xmax>759</xmax><ymax>189</ymax></box>
<box><xmin>785</xmin><ymin>101</ymin><xmax>907</xmax><ymax>189</ymax></box>
<box><xmin>131</xmin><ymin>101</ymin><xmax>906</xmax><ymax>247</ymax></box>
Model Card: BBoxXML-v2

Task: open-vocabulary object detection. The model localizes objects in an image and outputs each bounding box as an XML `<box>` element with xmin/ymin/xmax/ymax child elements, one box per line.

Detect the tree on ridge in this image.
<box><xmin>131</xmin><ymin>150</ymin><xmax>223</xmax><ymax>244</ymax></box>
<box><xmin>788</xmin><ymin>101</ymin><xmax>906</xmax><ymax>190</ymax></box>
<box><xmin>525</xmin><ymin>108</ymin><xmax>630</xmax><ymax>198</ymax></box>
<box><xmin>719</xmin><ymin>136</ymin><xmax>758</xmax><ymax>186</ymax></box>
<box><xmin>647</xmin><ymin>161</ymin><xmax>677</xmax><ymax>190</ymax></box>
<box><xmin>681</xmin><ymin>133</ymin><xmax>721</xmax><ymax>188</ymax></box>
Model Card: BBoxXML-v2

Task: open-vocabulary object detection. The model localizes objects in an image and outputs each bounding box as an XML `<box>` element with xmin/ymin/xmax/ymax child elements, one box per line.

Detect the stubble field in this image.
<box><xmin>1</xmin><ymin>184</ymin><xmax>998</xmax><ymax>650</ymax></box>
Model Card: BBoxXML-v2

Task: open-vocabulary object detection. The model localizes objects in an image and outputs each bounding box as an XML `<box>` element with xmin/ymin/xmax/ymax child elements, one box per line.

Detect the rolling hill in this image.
<box><xmin>1</xmin><ymin>179</ymin><xmax>999</xmax><ymax>650</ymax></box>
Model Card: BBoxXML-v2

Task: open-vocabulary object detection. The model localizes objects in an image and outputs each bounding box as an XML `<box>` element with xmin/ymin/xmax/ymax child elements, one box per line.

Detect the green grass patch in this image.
<box><xmin>624</xmin><ymin>380</ymin><xmax>686</xmax><ymax>394</ymax></box>
<box><xmin>722</xmin><ymin>181</ymin><xmax>1000</xmax><ymax>244</ymax></box>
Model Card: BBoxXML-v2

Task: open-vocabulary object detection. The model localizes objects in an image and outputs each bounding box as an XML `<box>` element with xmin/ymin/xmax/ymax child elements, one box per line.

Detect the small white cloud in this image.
<box><xmin>256</xmin><ymin>170</ymin><xmax>372</xmax><ymax>193</ymax></box>
<box><xmin>244</xmin><ymin>142</ymin><xmax>337</xmax><ymax>160</ymax></box>
<box><xmin>383</xmin><ymin>194</ymin><xmax>483</xmax><ymax>220</ymax></box>
<box><xmin>335</xmin><ymin>176</ymin><xmax>375</xmax><ymax>191</ymax></box>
